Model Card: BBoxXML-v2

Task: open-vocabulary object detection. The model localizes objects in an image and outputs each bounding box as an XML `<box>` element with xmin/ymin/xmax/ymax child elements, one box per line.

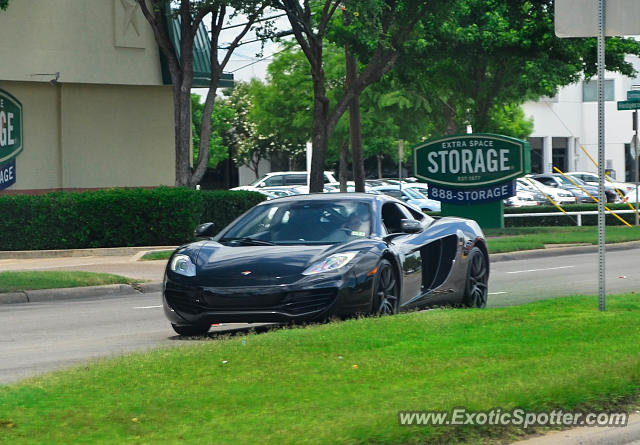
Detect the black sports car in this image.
<box><xmin>163</xmin><ymin>193</ymin><xmax>489</xmax><ymax>335</ymax></box>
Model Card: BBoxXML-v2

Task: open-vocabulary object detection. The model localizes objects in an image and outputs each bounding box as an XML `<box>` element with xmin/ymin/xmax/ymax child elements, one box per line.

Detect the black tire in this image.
<box><xmin>463</xmin><ymin>247</ymin><xmax>489</xmax><ymax>308</ymax></box>
<box><xmin>171</xmin><ymin>322</ymin><xmax>211</xmax><ymax>336</ymax></box>
<box><xmin>372</xmin><ymin>259</ymin><xmax>399</xmax><ymax>316</ymax></box>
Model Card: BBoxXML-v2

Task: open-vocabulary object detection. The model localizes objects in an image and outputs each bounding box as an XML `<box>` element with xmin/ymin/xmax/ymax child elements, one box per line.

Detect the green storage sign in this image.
<box><xmin>414</xmin><ymin>134</ymin><xmax>530</xmax><ymax>188</ymax></box>
<box><xmin>0</xmin><ymin>89</ymin><xmax>23</xmax><ymax>164</ymax></box>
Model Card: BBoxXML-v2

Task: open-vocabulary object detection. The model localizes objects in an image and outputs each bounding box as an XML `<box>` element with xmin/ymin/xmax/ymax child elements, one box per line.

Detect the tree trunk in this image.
<box><xmin>174</xmin><ymin>84</ymin><xmax>193</xmax><ymax>187</ymax></box>
<box><xmin>309</xmin><ymin>75</ymin><xmax>330</xmax><ymax>193</ymax></box>
<box><xmin>377</xmin><ymin>154</ymin><xmax>383</xmax><ymax>179</ymax></box>
<box><xmin>444</xmin><ymin>98</ymin><xmax>457</xmax><ymax>136</ymax></box>
<box><xmin>346</xmin><ymin>43</ymin><xmax>365</xmax><ymax>193</ymax></box>
<box><xmin>339</xmin><ymin>141</ymin><xmax>349</xmax><ymax>192</ymax></box>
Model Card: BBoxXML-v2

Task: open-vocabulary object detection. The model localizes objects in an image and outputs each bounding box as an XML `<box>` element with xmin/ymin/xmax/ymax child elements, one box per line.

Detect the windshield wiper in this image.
<box><xmin>219</xmin><ymin>237</ymin><xmax>276</xmax><ymax>246</ymax></box>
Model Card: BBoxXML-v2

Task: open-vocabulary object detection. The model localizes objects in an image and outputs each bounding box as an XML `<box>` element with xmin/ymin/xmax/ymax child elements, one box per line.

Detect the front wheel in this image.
<box><xmin>171</xmin><ymin>322</ymin><xmax>211</xmax><ymax>336</ymax></box>
<box><xmin>463</xmin><ymin>247</ymin><xmax>489</xmax><ymax>308</ymax></box>
<box><xmin>372</xmin><ymin>259</ymin><xmax>399</xmax><ymax>316</ymax></box>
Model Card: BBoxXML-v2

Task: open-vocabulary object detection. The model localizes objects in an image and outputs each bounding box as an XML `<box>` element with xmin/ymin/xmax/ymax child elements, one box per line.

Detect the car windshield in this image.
<box><xmin>220</xmin><ymin>200</ymin><xmax>373</xmax><ymax>245</ymax></box>
<box><xmin>555</xmin><ymin>175</ymin><xmax>578</xmax><ymax>186</ymax></box>
<box><xmin>403</xmin><ymin>187</ymin><xmax>426</xmax><ymax>199</ymax></box>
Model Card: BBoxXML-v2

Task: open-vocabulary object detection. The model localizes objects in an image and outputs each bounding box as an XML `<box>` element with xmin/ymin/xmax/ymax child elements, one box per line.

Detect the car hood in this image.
<box><xmin>189</xmin><ymin>241</ymin><xmax>362</xmax><ymax>286</ymax></box>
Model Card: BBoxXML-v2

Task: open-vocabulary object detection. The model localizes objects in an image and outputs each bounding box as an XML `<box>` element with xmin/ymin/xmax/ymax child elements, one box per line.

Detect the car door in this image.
<box><xmin>381</xmin><ymin>202</ymin><xmax>424</xmax><ymax>307</ymax></box>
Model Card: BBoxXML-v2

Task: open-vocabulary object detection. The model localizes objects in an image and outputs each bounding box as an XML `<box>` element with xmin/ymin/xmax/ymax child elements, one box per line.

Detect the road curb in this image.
<box><xmin>0</xmin><ymin>282</ymin><xmax>163</xmax><ymax>305</ymax></box>
<box><xmin>0</xmin><ymin>246</ymin><xmax>177</xmax><ymax>260</ymax></box>
<box><xmin>490</xmin><ymin>240</ymin><xmax>640</xmax><ymax>263</ymax></box>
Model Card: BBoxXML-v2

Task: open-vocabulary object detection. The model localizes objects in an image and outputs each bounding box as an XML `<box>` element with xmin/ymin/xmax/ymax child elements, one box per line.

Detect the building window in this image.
<box><xmin>625</xmin><ymin>143</ymin><xmax>639</xmax><ymax>182</ymax></box>
<box><xmin>582</xmin><ymin>79</ymin><xmax>615</xmax><ymax>102</ymax></box>
<box><xmin>529</xmin><ymin>137</ymin><xmax>543</xmax><ymax>173</ymax></box>
<box><xmin>552</xmin><ymin>137</ymin><xmax>568</xmax><ymax>172</ymax></box>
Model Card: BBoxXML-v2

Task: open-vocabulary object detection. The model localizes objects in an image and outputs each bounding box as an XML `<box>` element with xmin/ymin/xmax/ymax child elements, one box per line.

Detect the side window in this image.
<box><xmin>381</xmin><ymin>189</ymin><xmax>403</xmax><ymax>199</ymax></box>
<box><xmin>285</xmin><ymin>174</ymin><xmax>307</xmax><ymax>185</ymax></box>
<box><xmin>401</xmin><ymin>204</ymin><xmax>425</xmax><ymax>221</ymax></box>
<box><xmin>381</xmin><ymin>203</ymin><xmax>411</xmax><ymax>234</ymax></box>
<box><xmin>264</xmin><ymin>175</ymin><xmax>284</xmax><ymax>186</ymax></box>
<box><xmin>537</xmin><ymin>177</ymin><xmax>552</xmax><ymax>186</ymax></box>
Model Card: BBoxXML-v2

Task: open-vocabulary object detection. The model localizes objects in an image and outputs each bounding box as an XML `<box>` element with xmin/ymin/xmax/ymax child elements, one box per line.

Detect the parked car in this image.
<box><xmin>566</xmin><ymin>171</ymin><xmax>635</xmax><ymax>200</ymax></box>
<box><xmin>519</xmin><ymin>177</ymin><xmax>577</xmax><ymax>205</ymax></box>
<box><xmin>163</xmin><ymin>193</ymin><xmax>489</xmax><ymax>335</ymax></box>
<box><xmin>565</xmin><ymin>172</ymin><xmax>623</xmax><ymax>202</ymax></box>
<box><xmin>530</xmin><ymin>173</ymin><xmax>598</xmax><ymax>203</ymax></box>
<box><xmin>231</xmin><ymin>171</ymin><xmax>338</xmax><ymax>191</ymax></box>
<box><xmin>402</xmin><ymin>182</ymin><xmax>431</xmax><ymax>196</ymax></box>
<box><xmin>372</xmin><ymin>185</ymin><xmax>441</xmax><ymax>212</ymax></box>
<box><xmin>623</xmin><ymin>185</ymin><xmax>640</xmax><ymax>203</ymax></box>
<box><xmin>505</xmin><ymin>186</ymin><xmax>544</xmax><ymax>206</ymax></box>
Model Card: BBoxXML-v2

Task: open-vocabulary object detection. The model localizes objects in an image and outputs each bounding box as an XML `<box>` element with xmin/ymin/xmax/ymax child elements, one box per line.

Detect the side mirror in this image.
<box><xmin>400</xmin><ymin>219</ymin><xmax>422</xmax><ymax>234</ymax></box>
<box><xmin>401</xmin><ymin>196</ymin><xmax>410</xmax><ymax>201</ymax></box>
<box><xmin>194</xmin><ymin>222</ymin><xmax>215</xmax><ymax>238</ymax></box>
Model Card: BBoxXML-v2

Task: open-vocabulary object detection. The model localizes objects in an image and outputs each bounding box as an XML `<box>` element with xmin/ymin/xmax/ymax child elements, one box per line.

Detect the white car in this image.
<box><xmin>623</xmin><ymin>186</ymin><xmax>640</xmax><ymax>203</ymax></box>
<box><xmin>520</xmin><ymin>176</ymin><xmax>577</xmax><ymax>205</ymax></box>
<box><xmin>566</xmin><ymin>171</ymin><xmax>635</xmax><ymax>201</ymax></box>
<box><xmin>231</xmin><ymin>171</ymin><xmax>338</xmax><ymax>191</ymax></box>
<box><xmin>372</xmin><ymin>185</ymin><xmax>441</xmax><ymax>212</ymax></box>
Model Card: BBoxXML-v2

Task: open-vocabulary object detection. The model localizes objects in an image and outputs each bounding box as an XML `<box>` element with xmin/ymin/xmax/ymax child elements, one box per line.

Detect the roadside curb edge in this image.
<box><xmin>0</xmin><ymin>282</ymin><xmax>163</xmax><ymax>305</ymax></box>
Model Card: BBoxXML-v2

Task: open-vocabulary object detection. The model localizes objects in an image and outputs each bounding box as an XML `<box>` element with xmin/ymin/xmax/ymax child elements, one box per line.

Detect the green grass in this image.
<box><xmin>1</xmin><ymin>294</ymin><xmax>640</xmax><ymax>444</ymax></box>
<box><xmin>486</xmin><ymin>225</ymin><xmax>640</xmax><ymax>253</ymax></box>
<box><xmin>0</xmin><ymin>271</ymin><xmax>142</xmax><ymax>293</ymax></box>
<box><xmin>140</xmin><ymin>250</ymin><xmax>173</xmax><ymax>261</ymax></box>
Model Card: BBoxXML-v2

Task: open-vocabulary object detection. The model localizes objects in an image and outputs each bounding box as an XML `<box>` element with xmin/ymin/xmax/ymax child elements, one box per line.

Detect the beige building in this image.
<box><xmin>0</xmin><ymin>0</ymin><xmax>175</xmax><ymax>193</ymax></box>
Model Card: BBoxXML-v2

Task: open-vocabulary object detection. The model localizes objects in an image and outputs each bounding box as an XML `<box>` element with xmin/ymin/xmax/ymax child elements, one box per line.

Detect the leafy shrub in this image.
<box><xmin>0</xmin><ymin>187</ymin><xmax>265</xmax><ymax>250</ymax></box>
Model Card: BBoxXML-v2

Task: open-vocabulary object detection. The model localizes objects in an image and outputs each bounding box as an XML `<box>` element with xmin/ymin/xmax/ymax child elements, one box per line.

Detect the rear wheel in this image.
<box><xmin>171</xmin><ymin>323</ymin><xmax>211</xmax><ymax>336</ymax></box>
<box><xmin>373</xmin><ymin>259</ymin><xmax>399</xmax><ymax>315</ymax></box>
<box><xmin>463</xmin><ymin>247</ymin><xmax>489</xmax><ymax>308</ymax></box>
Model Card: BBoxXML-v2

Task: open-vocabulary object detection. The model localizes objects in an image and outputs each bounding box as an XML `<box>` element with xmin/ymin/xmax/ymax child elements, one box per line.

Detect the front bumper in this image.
<box><xmin>163</xmin><ymin>271</ymin><xmax>375</xmax><ymax>325</ymax></box>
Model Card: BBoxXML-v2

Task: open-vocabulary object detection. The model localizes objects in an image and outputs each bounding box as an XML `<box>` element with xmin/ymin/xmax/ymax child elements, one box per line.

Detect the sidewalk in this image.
<box><xmin>513</xmin><ymin>413</ymin><xmax>640</xmax><ymax>445</ymax></box>
<box><xmin>0</xmin><ymin>247</ymin><xmax>174</xmax><ymax>304</ymax></box>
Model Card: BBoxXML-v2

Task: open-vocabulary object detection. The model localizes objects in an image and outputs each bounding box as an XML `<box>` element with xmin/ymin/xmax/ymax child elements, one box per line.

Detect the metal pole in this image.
<box><xmin>399</xmin><ymin>140</ymin><xmax>404</xmax><ymax>191</ymax></box>
<box><xmin>597</xmin><ymin>0</ymin><xmax>606</xmax><ymax>311</ymax></box>
<box><xmin>635</xmin><ymin>111</ymin><xmax>639</xmax><ymax>225</ymax></box>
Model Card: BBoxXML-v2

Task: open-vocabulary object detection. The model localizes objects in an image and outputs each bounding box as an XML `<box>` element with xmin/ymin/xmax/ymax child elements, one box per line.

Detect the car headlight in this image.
<box><xmin>302</xmin><ymin>251</ymin><xmax>358</xmax><ymax>275</ymax></box>
<box><xmin>170</xmin><ymin>254</ymin><xmax>196</xmax><ymax>277</ymax></box>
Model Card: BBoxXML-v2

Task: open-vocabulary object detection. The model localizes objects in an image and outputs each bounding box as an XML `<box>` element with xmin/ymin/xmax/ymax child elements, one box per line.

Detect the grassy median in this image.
<box><xmin>1</xmin><ymin>294</ymin><xmax>640</xmax><ymax>444</ymax></box>
<box><xmin>486</xmin><ymin>225</ymin><xmax>640</xmax><ymax>253</ymax></box>
<box><xmin>0</xmin><ymin>271</ymin><xmax>142</xmax><ymax>293</ymax></box>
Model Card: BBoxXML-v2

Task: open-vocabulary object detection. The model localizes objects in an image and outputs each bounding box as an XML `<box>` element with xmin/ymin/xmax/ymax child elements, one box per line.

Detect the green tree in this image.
<box><xmin>0</xmin><ymin>0</ymin><xmax>8</xmax><ymax>10</ymax></box>
<box><xmin>250</xmin><ymin>45</ymin><xmax>435</xmax><ymax>179</ymax></box>
<box><xmin>401</xmin><ymin>0</ymin><xmax>640</xmax><ymax>134</ymax></box>
<box><xmin>190</xmin><ymin>94</ymin><xmax>233</xmax><ymax>170</ymax></box>
<box><xmin>137</xmin><ymin>0</ymin><xmax>271</xmax><ymax>187</ymax></box>
<box><xmin>218</xmin><ymin>81</ymin><xmax>304</xmax><ymax>179</ymax></box>
<box><xmin>273</xmin><ymin>0</ymin><xmax>449</xmax><ymax>192</ymax></box>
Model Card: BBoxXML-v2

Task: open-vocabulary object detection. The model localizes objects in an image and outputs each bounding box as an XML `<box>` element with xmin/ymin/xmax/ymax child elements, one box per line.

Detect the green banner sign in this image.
<box><xmin>0</xmin><ymin>89</ymin><xmax>23</xmax><ymax>164</ymax></box>
<box><xmin>627</xmin><ymin>90</ymin><xmax>640</xmax><ymax>100</ymax></box>
<box><xmin>413</xmin><ymin>134</ymin><xmax>530</xmax><ymax>188</ymax></box>
<box><xmin>617</xmin><ymin>99</ymin><xmax>640</xmax><ymax>111</ymax></box>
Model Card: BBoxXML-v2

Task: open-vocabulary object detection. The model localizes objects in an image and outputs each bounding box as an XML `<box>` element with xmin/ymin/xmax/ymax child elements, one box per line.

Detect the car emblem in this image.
<box><xmin>241</xmin><ymin>270</ymin><xmax>252</xmax><ymax>276</ymax></box>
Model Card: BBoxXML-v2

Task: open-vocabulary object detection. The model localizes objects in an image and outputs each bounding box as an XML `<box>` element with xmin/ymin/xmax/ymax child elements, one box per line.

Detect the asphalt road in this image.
<box><xmin>1</xmin><ymin>247</ymin><xmax>639</xmax><ymax>384</ymax></box>
<box><xmin>488</xmin><ymin>247</ymin><xmax>640</xmax><ymax>307</ymax></box>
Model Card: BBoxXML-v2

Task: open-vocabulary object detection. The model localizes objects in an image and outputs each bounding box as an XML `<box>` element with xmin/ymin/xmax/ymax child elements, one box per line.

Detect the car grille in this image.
<box><xmin>165</xmin><ymin>285</ymin><xmax>337</xmax><ymax>316</ymax></box>
<box><xmin>280</xmin><ymin>289</ymin><xmax>337</xmax><ymax>315</ymax></box>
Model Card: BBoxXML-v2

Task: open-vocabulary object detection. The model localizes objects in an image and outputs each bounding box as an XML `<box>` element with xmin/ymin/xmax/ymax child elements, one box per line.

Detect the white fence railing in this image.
<box><xmin>504</xmin><ymin>210</ymin><xmax>639</xmax><ymax>226</ymax></box>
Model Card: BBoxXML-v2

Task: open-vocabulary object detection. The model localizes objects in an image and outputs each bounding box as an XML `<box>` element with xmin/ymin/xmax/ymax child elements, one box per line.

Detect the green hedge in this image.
<box><xmin>504</xmin><ymin>203</ymin><xmax>639</xmax><ymax>226</ymax></box>
<box><xmin>0</xmin><ymin>187</ymin><xmax>265</xmax><ymax>251</ymax></box>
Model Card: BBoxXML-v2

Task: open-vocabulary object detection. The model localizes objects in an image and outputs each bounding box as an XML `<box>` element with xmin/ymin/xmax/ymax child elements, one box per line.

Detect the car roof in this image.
<box><xmin>255</xmin><ymin>192</ymin><xmax>395</xmax><ymax>206</ymax></box>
